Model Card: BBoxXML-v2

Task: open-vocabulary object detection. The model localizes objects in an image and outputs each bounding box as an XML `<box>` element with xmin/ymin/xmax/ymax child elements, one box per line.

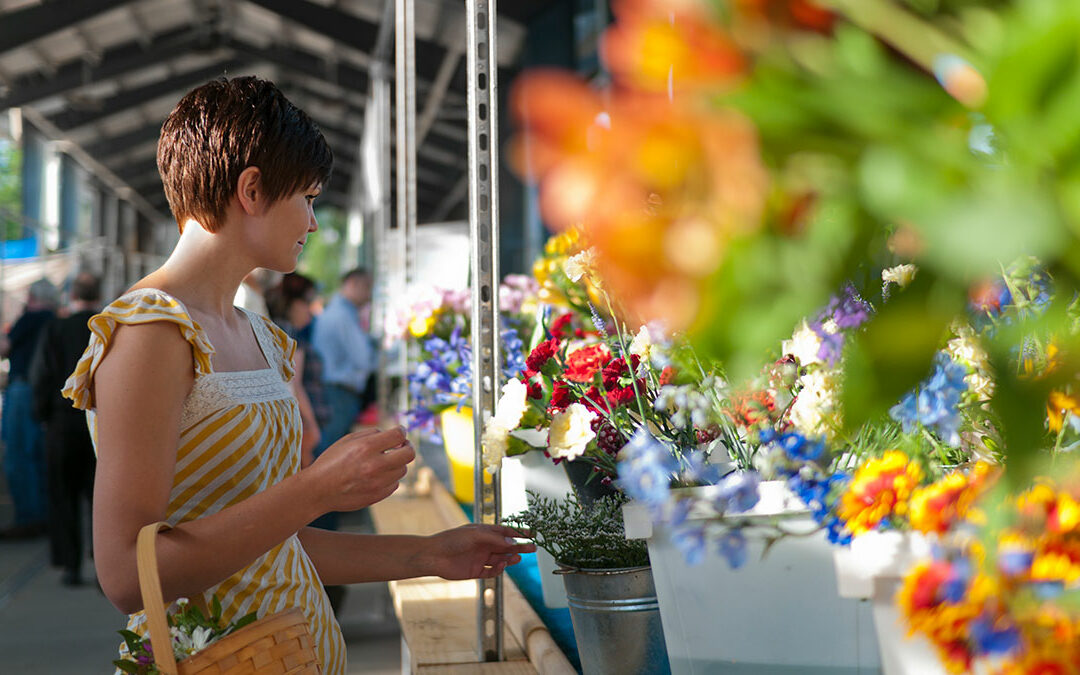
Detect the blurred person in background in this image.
<box><xmin>312</xmin><ymin>268</ymin><xmax>377</xmax><ymax>529</ymax></box>
<box><xmin>30</xmin><ymin>272</ymin><xmax>101</xmax><ymax>585</ymax></box>
<box><xmin>0</xmin><ymin>277</ymin><xmax>59</xmax><ymax>538</ymax></box>
<box><xmin>267</xmin><ymin>272</ymin><xmax>328</xmax><ymax>467</ymax></box>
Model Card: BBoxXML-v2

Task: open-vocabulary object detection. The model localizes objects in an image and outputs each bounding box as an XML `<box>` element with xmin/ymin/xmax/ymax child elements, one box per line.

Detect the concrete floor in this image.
<box><xmin>0</xmin><ymin>497</ymin><xmax>403</xmax><ymax>674</ymax></box>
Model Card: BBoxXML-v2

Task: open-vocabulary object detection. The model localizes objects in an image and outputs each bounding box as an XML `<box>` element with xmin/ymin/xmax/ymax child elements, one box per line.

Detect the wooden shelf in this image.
<box><xmin>371</xmin><ymin>467</ymin><xmax>575</xmax><ymax>675</ymax></box>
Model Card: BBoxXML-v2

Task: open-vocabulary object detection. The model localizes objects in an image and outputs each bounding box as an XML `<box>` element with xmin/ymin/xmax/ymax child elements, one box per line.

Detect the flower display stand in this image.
<box><xmin>833</xmin><ymin>532</ymin><xmax>947</xmax><ymax>675</ymax></box>
<box><xmin>624</xmin><ymin>483</ymin><xmax>881</xmax><ymax>674</ymax></box>
<box><xmin>519</xmin><ymin>451</ymin><xmax>575</xmax><ymax>609</ymax></box>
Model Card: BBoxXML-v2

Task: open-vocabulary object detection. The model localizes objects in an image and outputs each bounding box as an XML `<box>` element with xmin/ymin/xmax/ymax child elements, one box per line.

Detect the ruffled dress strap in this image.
<box><xmin>243</xmin><ymin>309</ymin><xmax>297</xmax><ymax>383</ymax></box>
<box><xmin>62</xmin><ymin>288</ymin><xmax>215</xmax><ymax>411</ymax></box>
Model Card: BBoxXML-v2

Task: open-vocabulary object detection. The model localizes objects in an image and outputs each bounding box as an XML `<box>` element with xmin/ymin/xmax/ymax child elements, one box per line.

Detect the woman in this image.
<box><xmin>62</xmin><ymin>77</ymin><xmax>532</xmax><ymax>674</ymax></box>
<box><xmin>267</xmin><ymin>272</ymin><xmax>328</xmax><ymax>467</ymax></box>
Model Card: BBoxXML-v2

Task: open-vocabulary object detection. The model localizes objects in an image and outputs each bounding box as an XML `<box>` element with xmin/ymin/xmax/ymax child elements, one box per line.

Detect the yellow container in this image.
<box><xmin>440</xmin><ymin>407</ymin><xmax>477</xmax><ymax>504</ymax></box>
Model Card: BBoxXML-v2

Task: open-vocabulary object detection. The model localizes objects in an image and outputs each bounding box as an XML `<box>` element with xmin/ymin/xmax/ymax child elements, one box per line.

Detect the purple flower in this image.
<box><xmin>997</xmin><ymin>550</ymin><xmax>1033</xmax><ymax>578</ymax></box>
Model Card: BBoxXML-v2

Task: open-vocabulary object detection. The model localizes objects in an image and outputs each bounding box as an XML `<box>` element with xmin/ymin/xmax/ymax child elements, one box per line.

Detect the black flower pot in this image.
<box><xmin>563</xmin><ymin>459</ymin><xmax>619</xmax><ymax>507</ymax></box>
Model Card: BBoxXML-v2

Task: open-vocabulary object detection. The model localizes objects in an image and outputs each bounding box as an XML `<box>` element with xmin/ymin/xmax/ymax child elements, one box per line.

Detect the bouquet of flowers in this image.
<box><xmin>400</xmin><ymin>276</ymin><xmax>539</xmax><ymax>439</ymax></box>
<box><xmin>114</xmin><ymin>596</ymin><xmax>256</xmax><ymax>674</ymax></box>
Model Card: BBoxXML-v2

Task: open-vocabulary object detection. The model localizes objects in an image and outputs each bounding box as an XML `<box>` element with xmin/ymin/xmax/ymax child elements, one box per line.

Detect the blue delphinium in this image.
<box><xmin>404</xmin><ymin>324</ymin><xmax>529</xmax><ymax>438</ymax></box>
<box><xmin>759</xmin><ymin>428</ymin><xmax>852</xmax><ymax>544</ymax></box>
<box><xmin>616</xmin><ymin>429</ymin><xmax>678</xmax><ymax>513</ymax></box>
<box><xmin>717</xmin><ymin>530</ymin><xmax>748</xmax><ymax>569</ymax></box>
<box><xmin>889</xmin><ymin>353</ymin><xmax>969</xmax><ymax>446</ymax></box>
<box><xmin>713</xmin><ymin>471</ymin><xmax>761</xmax><ymax>514</ymax></box>
<box><xmin>969</xmin><ymin>615</ymin><xmax>1021</xmax><ymax>656</ymax></box>
<box><xmin>671</xmin><ymin>524</ymin><xmax>708</xmax><ymax>566</ymax></box>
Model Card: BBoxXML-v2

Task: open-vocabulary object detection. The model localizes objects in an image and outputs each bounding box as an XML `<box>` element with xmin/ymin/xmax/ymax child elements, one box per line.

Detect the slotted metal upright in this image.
<box><xmin>465</xmin><ymin>0</ymin><xmax>503</xmax><ymax>662</ymax></box>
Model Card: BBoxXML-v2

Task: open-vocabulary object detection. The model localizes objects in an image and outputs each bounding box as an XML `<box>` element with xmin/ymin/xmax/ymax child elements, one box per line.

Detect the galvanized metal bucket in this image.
<box><xmin>558</xmin><ymin>565</ymin><xmax>670</xmax><ymax>674</ymax></box>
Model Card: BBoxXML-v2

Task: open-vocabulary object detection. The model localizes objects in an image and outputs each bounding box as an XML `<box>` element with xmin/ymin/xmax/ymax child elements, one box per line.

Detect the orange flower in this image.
<box><xmin>732</xmin><ymin>0</ymin><xmax>836</xmax><ymax>33</ymax></box>
<box><xmin>603</xmin><ymin>0</ymin><xmax>745</xmax><ymax>97</ymax></box>
<box><xmin>838</xmin><ymin>450</ymin><xmax>923</xmax><ymax>535</ymax></box>
<box><xmin>511</xmin><ymin>72</ymin><xmax>768</xmax><ymax>329</ymax></box>
<box><xmin>909</xmin><ymin>462</ymin><xmax>997</xmax><ymax>535</ymax></box>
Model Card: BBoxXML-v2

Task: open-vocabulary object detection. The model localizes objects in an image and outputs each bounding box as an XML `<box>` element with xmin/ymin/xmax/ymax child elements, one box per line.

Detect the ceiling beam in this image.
<box><xmin>244</xmin><ymin>0</ymin><xmax>378</xmax><ymax>54</ymax></box>
<box><xmin>50</xmin><ymin>58</ymin><xmax>246</xmax><ymax>131</ymax></box>
<box><xmin>0</xmin><ymin>0</ymin><xmax>135</xmax><ymax>57</ymax></box>
<box><xmin>0</xmin><ymin>27</ymin><xmax>213</xmax><ymax>110</ymax></box>
<box><xmin>83</xmin><ymin>123</ymin><xmax>161</xmax><ymax>160</ymax></box>
<box><xmin>226</xmin><ymin>37</ymin><xmax>367</xmax><ymax>92</ymax></box>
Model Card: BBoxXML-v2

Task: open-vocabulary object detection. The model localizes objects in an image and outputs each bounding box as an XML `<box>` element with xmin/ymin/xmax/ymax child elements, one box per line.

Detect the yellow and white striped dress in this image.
<box><xmin>63</xmin><ymin>288</ymin><xmax>346</xmax><ymax>674</ymax></box>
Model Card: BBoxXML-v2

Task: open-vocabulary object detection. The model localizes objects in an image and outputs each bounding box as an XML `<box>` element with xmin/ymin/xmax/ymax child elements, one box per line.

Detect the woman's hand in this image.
<box><xmin>306</xmin><ymin>426</ymin><xmax>415</xmax><ymax>514</ymax></box>
<box><xmin>423</xmin><ymin>524</ymin><xmax>537</xmax><ymax>580</ymax></box>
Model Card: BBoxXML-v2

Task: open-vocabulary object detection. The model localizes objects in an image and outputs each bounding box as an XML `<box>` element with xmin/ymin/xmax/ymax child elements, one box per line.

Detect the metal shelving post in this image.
<box><xmin>465</xmin><ymin>0</ymin><xmax>503</xmax><ymax>662</ymax></box>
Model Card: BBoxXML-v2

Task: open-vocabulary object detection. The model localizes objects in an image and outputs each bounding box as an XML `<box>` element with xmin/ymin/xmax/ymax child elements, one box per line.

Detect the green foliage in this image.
<box><xmin>112</xmin><ymin>595</ymin><xmax>258</xmax><ymax>674</ymax></box>
<box><xmin>0</xmin><ymin>138</ymin><xmax>22</xmax><ymax>241</ymax></box>
<box><xmin>297</xmin><ymin>205</ymin><xmax>348</xmax><ymax>295</ymax></box>
<box><xmin>505</xmin><ymin>492</ymin><xmax>649</xmax><ymax>570</ymax></box>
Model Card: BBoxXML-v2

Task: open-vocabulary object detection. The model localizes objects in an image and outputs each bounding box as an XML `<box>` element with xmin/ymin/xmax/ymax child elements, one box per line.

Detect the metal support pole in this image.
<box><xmin>370</xmin><ymin>64</ymin><xmax>394</xmax><ymax>423</ymax></box>
<box><xmin>466</xmin><ymin>0</ymin><xmax>502</xmax><ymax>661</ymax></box>
<box><xmin>394</xmin><ymin>0</ymin><xmax>417</xmax><ymax>423</ymax></box>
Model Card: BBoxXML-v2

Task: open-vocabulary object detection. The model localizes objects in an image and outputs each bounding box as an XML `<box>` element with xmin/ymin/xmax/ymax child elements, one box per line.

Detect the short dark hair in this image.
<box><xmin>341</xmin><ymin>268</ymin><xmax>369</xmax><ymax>284</ymax></box>
<box><xmin>157</xmin><ymin>76</ymin><xmax>333</xmax><ymax>233</ymax></box>
<box><xmin>71</xmin><ymin>272</ymin><xmax>101</xmax><ymax>302</ymax></box>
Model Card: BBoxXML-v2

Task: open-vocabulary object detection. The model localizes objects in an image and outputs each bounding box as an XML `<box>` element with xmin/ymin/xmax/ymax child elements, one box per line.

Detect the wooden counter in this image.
<box><xmin>371</xmin><ymin>468</ymin><xmax>576</xmax><ymax>675</ymax></box>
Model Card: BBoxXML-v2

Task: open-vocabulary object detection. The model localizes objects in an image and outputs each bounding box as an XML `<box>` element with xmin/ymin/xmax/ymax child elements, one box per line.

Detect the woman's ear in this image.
<box><xmin>236</xmin><ymin>166</ymin><xmax>262</xmax><ymax>215</ymax></box>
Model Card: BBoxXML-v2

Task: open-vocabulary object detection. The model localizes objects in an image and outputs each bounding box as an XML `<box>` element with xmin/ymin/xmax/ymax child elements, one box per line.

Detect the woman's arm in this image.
<box><xmin>298</xmin><ymin>524</ymin><xmax>536</xmax><ymax>585</ymax></box>
<box><xmin>92</xmin><ymin>321</ymin><xmax>414</xmax><ymax>614</ymax></box>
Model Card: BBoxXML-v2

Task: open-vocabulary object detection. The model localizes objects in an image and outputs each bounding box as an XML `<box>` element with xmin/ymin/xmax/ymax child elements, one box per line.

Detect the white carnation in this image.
<box><xmin>563</xmin><ymin>248</ymin><xmax>597</xmax><ymax>283</ymax></box>
<box><xmin>788</xmin><ymin>370</ymin><xmax>841</xmax><ymax>440</ymax></box>
<box><xmin>493</xmin><ymin>378</ymin><xmax>528</xmax><ymax>430</ymax></box>
<box><xmin>482</xmin><ymin>419</ymin><xmax>509</xmax><ymax>473</ymax></box>
<box><xmin>629</xmin><ymin>325</ymin><xmax>652</xmax><ymax>361</ymax></box>
<box><xmin>547</xmin><ymin>403</ymin><xmax>597</xmax><ymax>460</ymax></box>
<box><xmin>882</xmin><ymin>264</ymin><xmax>917</xmax><ymax>288</ymax></box>
<box><xmin>782</xmin><ymin>321</ymin><xmax>822</xmax><ymax>367</ymax></box>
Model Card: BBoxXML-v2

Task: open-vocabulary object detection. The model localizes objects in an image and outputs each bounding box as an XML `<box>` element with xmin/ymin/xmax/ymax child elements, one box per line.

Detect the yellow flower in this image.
<box><xmin>408</xmin><ymin>314</ymin><xmax>437</xmax><ymax>338</ymax></box>
<box><xmin>838</xmin><ymin>450</ymin><xmax>923</xmax><ymax>535</ymax></box>
<box><xmin>1047</xmin><ymin>390</ymin><xmax>1080</xmax><ymax>433</ymax></box>
<box><xmin>909</xmin><ymin>462</ymin><xmax>996</xmax><ymax>534</ymax></box>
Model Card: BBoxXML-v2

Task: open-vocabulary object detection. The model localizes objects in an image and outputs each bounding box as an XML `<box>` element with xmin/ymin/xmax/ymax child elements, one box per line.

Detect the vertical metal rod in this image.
<box><xmin>370</xmin><ymin>65</ymin><xmax>394</xmax><ymax>423</ymax></box>
<box><xmin>466</xmin><ymin>0</ymin><xmax>502</xmax><ymax>662</ymax></box>
<box><xmin>395</xmin><ymin>0</ymin><xmax>417</xmax><ymax>421</ymax></box>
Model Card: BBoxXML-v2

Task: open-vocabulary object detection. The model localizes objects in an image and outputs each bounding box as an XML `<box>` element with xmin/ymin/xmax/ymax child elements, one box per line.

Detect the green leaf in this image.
<box><xmin>117</xmin><ymin>630</ymin><xmax>144</xmax><ymax>652</ymax></box>
<box><xmin>114</xmin><ymin>660</ymin><xmax>142</xmax><ymax>674</ymax></box>
<box><xmin>234</xmin><ymin>612</ymin><xmax>258</xmax><ymax>630</ymax></box>
<box><xmin>841</xmin><ymin>272</ymin><xmax>961</xmax><ymax>432</ymax></box>
<box><xmin>211</xmin><ymin>595</ymin><xmax>222</xmax><ymax>623</ymax></box>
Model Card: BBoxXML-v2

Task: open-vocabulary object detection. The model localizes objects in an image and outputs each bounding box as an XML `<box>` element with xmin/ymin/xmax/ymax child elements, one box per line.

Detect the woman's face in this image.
<box><xmin>287</xmin><ymin>297</ymin><xmax>314</xmax><ymax>330</ymax></box>
<box><xmin>257</xmin><ymin>185</ymin><xmax>320</xmax><ymax>273</ymax></box>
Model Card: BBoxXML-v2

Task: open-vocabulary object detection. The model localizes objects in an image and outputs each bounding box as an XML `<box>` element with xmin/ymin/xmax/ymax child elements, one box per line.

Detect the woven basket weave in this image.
<box><xmin>136</xmin><ymin>522</ymin><xmax>322</xmax><ymax>675</ymax></box>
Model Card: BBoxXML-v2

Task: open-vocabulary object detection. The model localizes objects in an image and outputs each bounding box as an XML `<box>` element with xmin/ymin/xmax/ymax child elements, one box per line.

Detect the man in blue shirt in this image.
<box><xmin>311</xmin><ymin>268</ymin><xmax>376</xmax><ymax>528</ymax></box>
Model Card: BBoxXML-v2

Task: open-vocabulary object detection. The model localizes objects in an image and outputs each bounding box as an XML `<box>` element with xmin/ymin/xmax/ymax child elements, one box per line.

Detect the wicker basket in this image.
<box><xmin>136</xmin><ymin>522</ymin><xmax>322</xmax><ymax>675</ymax></box>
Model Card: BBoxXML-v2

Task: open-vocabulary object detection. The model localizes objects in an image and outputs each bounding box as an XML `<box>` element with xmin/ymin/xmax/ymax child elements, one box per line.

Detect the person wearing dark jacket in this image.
<box><xmin>30</xmin><ymin>272</ymin><xmax>100</xmax><ymax>586</ymax></box>
<box><xmin>0</xmin><ymin>278</ymin><xmax>58</xmax><ymax>538</ymax></box>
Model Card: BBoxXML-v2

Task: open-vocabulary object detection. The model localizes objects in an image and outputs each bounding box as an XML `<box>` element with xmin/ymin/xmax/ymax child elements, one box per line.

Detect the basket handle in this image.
<box><xmin>136</xmin><ymin>521</ymin><xmax>181</xmax><ymax>675</ymax></box>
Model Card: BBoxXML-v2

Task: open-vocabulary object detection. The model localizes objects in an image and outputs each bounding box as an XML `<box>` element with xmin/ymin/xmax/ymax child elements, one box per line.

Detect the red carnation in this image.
<box><xmin>548</xmin><ymin>380</ymin><xmax>576</xmax><ymax>412</ymax></box>
<box><xmin>550</xmin><ymin>313</ymin><xmax>573</xmax><ymax>339</ymax></box>
<box><xmin>659</xmin><ymin>366</ymin><xmax>677</xmax><ymax>385</ymax></box>
<box><xmin>564</xmin><ymin>344</ymin><xmax>612</xmax><ymax>383</ymax></box>
<box><xmin>607</xmin><ymin>386</ymin><xmax>637</xmax><ymax>407</ymax></box>
<box><xmin>526</xmin><ymin>337</ymin><xmax>560</xmax><ymax>372</ymax></box>
<box><xmin>524</xmin><ymin>379</ymin><xmax>543</xmax><ymax>400</ymax></box>
<box><xmin>580</xmin><ymin>385</ymin><xmax>609</xmax><ymax>414</ymax></box>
